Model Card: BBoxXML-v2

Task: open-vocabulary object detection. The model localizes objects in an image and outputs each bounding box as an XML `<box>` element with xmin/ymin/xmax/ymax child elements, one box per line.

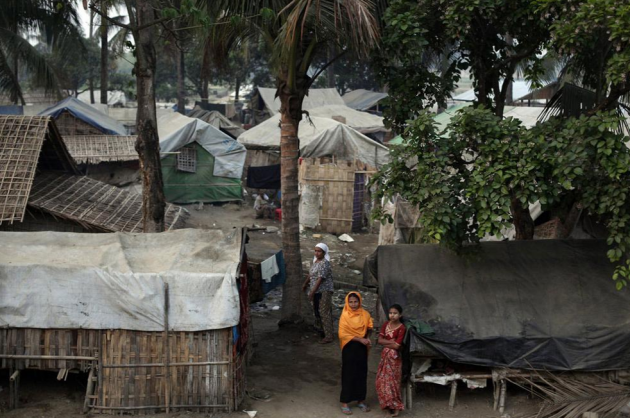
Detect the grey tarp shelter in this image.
<box><xmin>370</xmin><ymin>240</ymin><xmax>630</xmax><ymax>371</ymax></box>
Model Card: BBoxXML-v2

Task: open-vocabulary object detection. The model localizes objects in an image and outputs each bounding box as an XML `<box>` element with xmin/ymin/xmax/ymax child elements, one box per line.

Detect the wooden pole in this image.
<box><xmin>448</xmin><ymin>381</ymin><xmax>457</xmax><ymax>410</ymax></box>
<box><xmin>499</xmin><ymin>379</ymin><xmax>507</xmax><ymax>414</ymax></box>
<box><xmin>83</xmin><ymin>366</ymin><xmax>95</xmax><ymax>413</ymax></box>
<box><xmin>164</xmin><ymin>283</ymin><xmax>170</xmax><ymax>413</ymax></box>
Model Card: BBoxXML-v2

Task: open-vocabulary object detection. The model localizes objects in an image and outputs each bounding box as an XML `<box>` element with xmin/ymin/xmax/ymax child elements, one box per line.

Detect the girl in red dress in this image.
<box><xmin>376</xmin><ymin>304</ymin><xmax>406</xmax><ymax>417</ymax></box>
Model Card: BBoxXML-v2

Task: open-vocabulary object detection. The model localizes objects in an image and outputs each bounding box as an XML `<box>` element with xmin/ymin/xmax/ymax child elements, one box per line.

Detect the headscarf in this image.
<box><xmin>338</xmin><ymin>292</ymin><xmax>373</xmax><ymax>350</ymax></box>
<box><xmin>313</xmin><ymin>243</ymin><xmax>331</xmax><ymax>263</ymax></box>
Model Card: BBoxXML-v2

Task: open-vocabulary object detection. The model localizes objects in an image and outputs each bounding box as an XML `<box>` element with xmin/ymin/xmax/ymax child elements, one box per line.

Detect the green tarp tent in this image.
<box><xmin>158</xmin><ymin>112</ymin><xmax>246</xmax><ymax>204</ymax></box>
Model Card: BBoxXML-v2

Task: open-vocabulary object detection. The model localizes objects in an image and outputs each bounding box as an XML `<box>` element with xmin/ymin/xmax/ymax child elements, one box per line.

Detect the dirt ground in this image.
<box><xmin>0</xmin><ymin>201</ymin><xmax>543</xmax><ymax>417</ymax></box>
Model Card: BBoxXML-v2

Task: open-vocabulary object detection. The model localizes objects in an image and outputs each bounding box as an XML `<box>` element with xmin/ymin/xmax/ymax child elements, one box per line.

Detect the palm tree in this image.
<box><xmin>213</xmin><ymin>0</ymin><xmax>381</xmax><ymax>323</ymax></box>
<box><xmin>0</xmin><ymin>0</ymin><xmax>84</xmax><ymax>104</ymax></box>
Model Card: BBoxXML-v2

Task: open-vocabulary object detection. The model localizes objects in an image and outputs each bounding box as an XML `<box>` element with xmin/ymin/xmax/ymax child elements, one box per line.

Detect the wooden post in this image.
<box><xmin>83</xmin><ymin>366</ymin><xmax>96</xmax><ymax>413</ymax></box>
<box><xmin>448</xmin><ymin>380</ymin><xmax>457</xmax><ymax>410</ymax></box>
<box><xmin>406</xmin><ymin>382</ymin><xmax>413</xmax><ymax>410</ymax></box>
<box><xmin>9</xmin><ymin>365</ymin><xmax>19</xmax><ymax>409</ymax></box>
<box><xmin>499</xmin><ymin>379</ymin><xmax>507</xmax><ymax>414</ymax></box>
<box><xmin>164</xmin><ymin>283</ymin><xmax>171</xmax><ymax>413</ymax></box>
<box><xmin>98</xmin><ymin>332</ymin><xmax>104</xmax><ymax>413</ymax></box>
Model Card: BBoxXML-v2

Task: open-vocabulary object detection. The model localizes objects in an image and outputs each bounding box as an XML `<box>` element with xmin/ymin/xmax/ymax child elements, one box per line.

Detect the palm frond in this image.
<box><xmin>508</xmin><ymin>370</ymin><xmax>630</xmax><ymax>418</ymax></box>
<box><xmin>0</xmin><ymin>47</ymin><xmax>24</xmax><ymax>104</ymax></box>
<box><xmin>539</xmin><ymin>83</ymin><xmax>630</xmax><ymax>135</ymax></box>
<box><xmin>0</xmin><ymin>28</ymin><xmax>61</xmax><ymax>100</ymax></box>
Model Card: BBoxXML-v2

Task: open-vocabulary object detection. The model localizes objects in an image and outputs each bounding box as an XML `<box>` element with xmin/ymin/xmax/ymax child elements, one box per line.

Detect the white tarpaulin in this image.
<box><xmin>238</xmin><ymin>115</ymin><xmax>389</xmax><ymax>168</ymax></box>
<box><xmin>158</xmin><ymin>111</ymin><xmax>246</xmax><ymax>178</ymax></box>
<box><xmin>308</xmin><ymin>105</ymin><xmax>387</xmax><ymax>134</ymax></box>
<box><xmin>256</xmin><ymin>87</ymin><xmax>346</xmax><ymax>115</ymax></box>
<box><xmin>0</xmin><ymin>229</ymin><xmax>243</xmax><ymax>331</ymax></box>
<box><xmin>78</xmin><ymin>90</ymin><xmax>127</xmax><ymax>107</ymax></box>
<box><xmin>342</xmin><ymin>89</ymin><xmax>388</xmax><ymax>110</ymax></box>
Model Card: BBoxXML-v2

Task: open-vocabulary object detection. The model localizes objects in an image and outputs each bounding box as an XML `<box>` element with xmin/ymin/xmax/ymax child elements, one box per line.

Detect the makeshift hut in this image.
<box><xmin>38</xmin><ymin>97</ymin><xmax>128</xmax><ymax>136</ymax></box>
<box><xmin>249</xmin><ymin>87</ymin><xmax>346</xmax><ymax>125</ymax></box>
<box><xmin>77</xmin><ymin>90</ymin><xmax>128</xmax><ymax>107</ymax></box>
<box><xmin>366</xmin><ymin>240</ymin><xmax>630</xmax><ymax>412</ymax></box>
<box><xmin>158</xmin><ymin>112</ymin><xmax>246</xmax><ymax>203</ymax></box>
<box><xmin>0</xmin><ymin>115</ymin><xmax>187</xmax><ymax>232</ymax></box>
<box><xmin>62</xmin><ymin>135</ymin><xmax>140</xmax><ymax>186</ymax></box>
<box><xmin>307</xmin><ymin>105</ymin><xmax>389</xmax><ymax>143</ymax></box>
<box><xmin>188</xmin><ymin>107</ymin><xmax>245</xmax><ymax>139</ymax></box>
<box><xmin>0</xmin><ymin>228</ymin><xmax>250</xmax><ymax>414</ymax></box>
<box><xmin>342</xmin><ymin>89</ymin><xmax>388</xmax><ymax>112</ymax></box>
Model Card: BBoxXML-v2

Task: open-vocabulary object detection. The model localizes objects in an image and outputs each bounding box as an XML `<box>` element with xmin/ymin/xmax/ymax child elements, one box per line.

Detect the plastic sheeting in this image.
<box><xmin>374</xmin><ymin>240</ymin><xmax>630</xmax><ymax>371</ymax></box>
<box><xmin>255</xmin><ymin>87</ymin><xmax>346</xmax><ymax>115</ymax></box>
<box><xmin>308</xmin><ymin>105</ymin><xmax>387</xmax><ymax>134</ymax></box>
<box><xmin>78</xmin><ymin>90</ymin><xmax>127</xmax><ymax>107</ymax></box>
<box><xmin>342</xmin><ymin>89</ymin><xmax>388</xmax><ymax>110</ymax></box>
<box><xmin>158</xmin><ymin>112</ymin><xmax>246</xmax><ymax>179</ymax></box>
<box><xmin>0</xmin><ymin>229</ymin><xmax>243</xmax><ymax>332</ymax></box>
<box><xmin>161</xmin><ymin>143</ymin><xmax>242</xmax><ymax>203</ymax></box>
<box><xmin>39</xmin><ymin>97</ymin><xmax>127</xmax><ymax>135</ymax></box>
<box><xmin>238</xmin><ymin>115</ymin><xmax>389</xmax><ymax>168</ymax></box>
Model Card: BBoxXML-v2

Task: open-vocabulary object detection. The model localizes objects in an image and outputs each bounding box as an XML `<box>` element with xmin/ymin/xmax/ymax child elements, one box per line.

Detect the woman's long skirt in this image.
<box><xmin>376</xmin><ymin>348</ymin><xmax>404</xmax><ymax>411</ymax></box>
<box><xmin>340</xmin><ymin>341</ymin><xmax>368</xmax><ymax>403</ymax></box>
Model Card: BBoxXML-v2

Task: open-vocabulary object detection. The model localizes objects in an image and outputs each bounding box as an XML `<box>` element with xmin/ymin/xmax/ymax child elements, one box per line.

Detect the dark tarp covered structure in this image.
<box><xmin>371</xmin><ymin>240</ymin><xmax>630</xmax><ymax>372</ymax></box>
<box><xmin>246</xmin><ymin>164</ymin><xmax>280</xmax><ymax>189</ymax></box>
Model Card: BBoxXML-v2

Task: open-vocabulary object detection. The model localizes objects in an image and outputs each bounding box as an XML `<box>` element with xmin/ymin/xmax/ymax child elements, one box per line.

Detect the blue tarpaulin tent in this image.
<box><xmin>39</xmin><ymin>97</ymin><xmax>127</xmax><ymax>135</ymax></box>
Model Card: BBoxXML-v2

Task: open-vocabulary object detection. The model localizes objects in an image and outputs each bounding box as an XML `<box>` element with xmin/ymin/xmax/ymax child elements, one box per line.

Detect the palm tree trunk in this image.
<box><xmin>100</xmin><ymin>0</ymin><xmax>108</xmax><ymax>105</ymax></box>
<box><xmin>133</xmin><ymin>0</ymin><xmax>165</xmax><ymax>233</ymax></box>
<box><xmin>278</xmin><ymin>78</ymin><xmax>307</xmax><ymax>324</ymax></box>
<box><xmin>234</xmin><ymin>77</ymin><xmax>241</xmax><ymax>102</ymax></box>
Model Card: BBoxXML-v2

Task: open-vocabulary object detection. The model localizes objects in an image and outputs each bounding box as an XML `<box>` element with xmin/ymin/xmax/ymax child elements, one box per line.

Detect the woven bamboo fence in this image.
<box><xmin>299</xmin><ymin>157</ymin><xmax>375</xmax><ymax>234</ymax></box>
<box><xmin>64</xmin><ymin>135</ymin><xmax>138</xmax><ymax>164</ymax></box>
<box><xmin>28</xmin><ymin>172</ymin><xmax>188</xmax><ymax>233</ymax></box>
<box><xmin>0</xmin><ymin>328</ymin><xmax>243</xmax><ymax>414</ymax></box>
<box><xmin>55</xmin><ymin>111</ymin><xmax>105</xmax><ymax>136</ymax></box>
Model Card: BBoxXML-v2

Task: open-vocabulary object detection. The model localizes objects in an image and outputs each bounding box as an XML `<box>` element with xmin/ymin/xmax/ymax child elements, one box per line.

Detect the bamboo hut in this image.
<box><xmin>38</xmin><ymin>97</ymin><xmax>127</xmax><ymax>136</ymax></box>
<box><xmin>0</xmin><ymin>228</ymin><xmax>250</xmax><ymax>414</ymax></box>
<box><xmin>0</xmin><ymin>115</ymin><xmax>187</xmax><ymax>232</ymax></box>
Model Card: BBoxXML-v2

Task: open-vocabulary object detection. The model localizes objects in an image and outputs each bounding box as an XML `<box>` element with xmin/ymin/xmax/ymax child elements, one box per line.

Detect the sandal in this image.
<box><xmin>357</xmin><ymin>402</ymin><xmax>371</xmax><ymax>412</ymax></box>
<box><xmin>341</xmin><ymin>405</ymin><xmax>353</xmax><ymax>415</ymax></box>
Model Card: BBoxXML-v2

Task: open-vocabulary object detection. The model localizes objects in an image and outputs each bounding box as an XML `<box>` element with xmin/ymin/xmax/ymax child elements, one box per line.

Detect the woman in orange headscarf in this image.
<box><xmin>338</xmin><ymin>292</ymin><xmax>374</xmax><ymax>415</ymax></box>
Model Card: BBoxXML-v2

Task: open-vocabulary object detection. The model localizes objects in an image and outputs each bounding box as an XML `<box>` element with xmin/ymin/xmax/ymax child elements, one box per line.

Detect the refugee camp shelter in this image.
<box><xmin>0</xmin><ymin>228</ymin><xmax>250</xmax><ymax>414</ymax></box>
<box><xmin>188</xmin><ymin>107</ymin><xmax>245</xmax><ymax>139</ymax></box>
<box><xmin>369</xmin><ymin>240</ymin><xmax>630</xmax><ymax>410</ymax></box>
<box><xmin>342</xmin><ymin>89</ymin><xmax>388</xmax><ymax>112</ymax></box>
<box><xmin>39</xmin><ymin>97</ymin><xmax>128</xmax><ymax>136</ymax></box>
<box><xmin>77</xmin><ymin>90</ymin><xmax>127</xmax><ymax>107</ymax></box>
<box><xmin>0</xmin><ymin>115</ymin><xmax>186</xmax><ymax>232</ymax></box>
<box><xmin>307</xmin><ymin>105</ymin><xmax>389</xmax><ymax>142</ymax></box>
<box><xmin>238</xmin><ymin>115</ymin><xmax>389</xmax><ymax>168</ymax></box>
<box><xmin>249</xmin><ymin>87</ymin><xmax>346</xmax><ymax>124</ymax></box>
<box><xmin>158</xmin><ymin>112</ymin><xmax>247</xmax><ymax>203</ymax></box>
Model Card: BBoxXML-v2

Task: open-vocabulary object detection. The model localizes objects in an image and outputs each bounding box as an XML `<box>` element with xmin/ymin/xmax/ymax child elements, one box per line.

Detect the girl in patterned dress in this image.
<box><xmin>376</xmin><ymin>304</ymin><xmax>406</xmax><ymax>417</ymax></box>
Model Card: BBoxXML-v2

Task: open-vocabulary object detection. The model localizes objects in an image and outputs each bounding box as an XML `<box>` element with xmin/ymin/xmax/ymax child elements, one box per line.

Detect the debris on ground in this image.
<box><xmin>338</xmin><ymin>233</ymin><xmax>354</xmax><ymax>242</ymax></box>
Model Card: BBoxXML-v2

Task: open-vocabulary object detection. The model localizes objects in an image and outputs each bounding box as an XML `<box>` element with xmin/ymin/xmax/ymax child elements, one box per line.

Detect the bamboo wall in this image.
<box><xmin>299</xmin><ymin>157</ymin><xmax>375</xmax><ymax>234</ymax></box>
<box><xmin>0</xmin><ymin>327</ymin><xmax>243</xmax><ymax>414</ymax></box>
<box><xmin>55</xmin><ymin>111</ymin><xmax>105</xmax><ymax>136</ymax></box>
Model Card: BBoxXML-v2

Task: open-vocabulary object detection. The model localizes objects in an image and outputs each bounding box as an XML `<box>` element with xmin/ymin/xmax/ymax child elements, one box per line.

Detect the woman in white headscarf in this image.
<box><xmin>302</xmin><ymin>243</ymin><xmax>334</xmax><ymax>344</ymax></box>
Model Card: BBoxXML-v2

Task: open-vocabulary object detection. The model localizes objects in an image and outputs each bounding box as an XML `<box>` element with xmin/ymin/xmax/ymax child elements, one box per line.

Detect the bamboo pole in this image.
<box><xmin>102</xmin><ymin>361</ymin><xmax>230</xmax><ymax>368</ymax></box>
<box><xmin>0</xmin><ymin>355</ymin><xmax>97</xmax><ymax>361</ymax></box>
<box><xmin>164</xmin><ymin>283</ymin><xmax>170</xmax><ymax>414</ymax></box>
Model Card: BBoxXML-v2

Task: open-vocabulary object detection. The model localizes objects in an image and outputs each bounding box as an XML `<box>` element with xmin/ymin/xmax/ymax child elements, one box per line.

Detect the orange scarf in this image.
<box><xmin>338</xmin><ymin>292</ymin><xmax>373</xmax><ymax>350</ymax></box>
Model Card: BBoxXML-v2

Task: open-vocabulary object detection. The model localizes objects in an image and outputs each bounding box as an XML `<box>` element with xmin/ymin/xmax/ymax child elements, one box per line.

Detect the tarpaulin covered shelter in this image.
<box><xmin>39</xmin><ymin>97</ymin><xmax>127</xmax><ymax>136</ymax></box>
<box><xmin>249</xmin><ymin>87</ymin><xmax>346</xmax><ymax>124</ymax></box>
<box><xmin>77</xmin><ymin>90</ymin><xmax>127</xmax><ymax>107</ymax></box>
<box><xmin>188</xmin><ymin>107</ymin><xmax>245</xmax><ymax>139</ymax></box>
<box><xmin>238</xmin><ymin>115</ymin><xmax>389</xmax><ymax>168</ymax></box>
<box><xmin>372</xmin><ymin>240</ymin><xmax>630</xmax><ymax>371</ymax></box>
<box><xmin>158</xmin><ymin>112</ymin><xmax>246</xmax><ymax>203</ymax></box>
<box><xmin>308</xmin><ymin>105</ymin><xmax>388</xmax><ymax>137</ymax></box>
<box><xmin>342</xmin><ymin>89</ymin><xmax>388</xmax><ymax>111</ymax></box>
<box><xmin>0</xmin><ymin>228</ymin><xmax>250</xmax><ymax>413</ymax></box>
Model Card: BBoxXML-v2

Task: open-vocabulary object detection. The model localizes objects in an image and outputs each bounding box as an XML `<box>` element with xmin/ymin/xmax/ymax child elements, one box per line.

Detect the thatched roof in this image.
<box><xmin>0</xmin><ymin>115</ymin><xmax>77</xmax><ymax>223</ymax></box>
<box><xmin>64</xmin><ymin>135</ymin><xmax>139</xmax><ymax>164</ymax></box>
<box><xmin>29</xmin><ymin>172</ymin><xmax>188</xmax><ymax>232</ymax></box>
